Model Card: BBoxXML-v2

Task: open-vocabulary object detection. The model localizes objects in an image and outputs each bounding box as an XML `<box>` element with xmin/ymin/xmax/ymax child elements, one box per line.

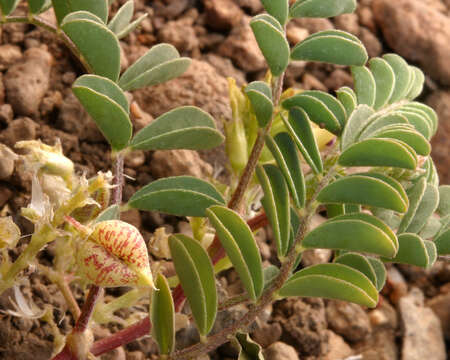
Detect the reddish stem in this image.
<box><xmin>74</xmin><ymin>285</ymin><xmax>104</xmax><ymax>333</ymax></box>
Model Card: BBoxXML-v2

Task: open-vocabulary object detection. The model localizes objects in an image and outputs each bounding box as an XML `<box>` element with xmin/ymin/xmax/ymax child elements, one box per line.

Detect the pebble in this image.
<box><xmin>0</xmin><ymin>144</ymin><xmax>17</xmax><ymax>180</ymax></box>
<box><xmin>263</xmin><ymin>342</ymin><xmax>299</xmax><ymax>360</ymax></box>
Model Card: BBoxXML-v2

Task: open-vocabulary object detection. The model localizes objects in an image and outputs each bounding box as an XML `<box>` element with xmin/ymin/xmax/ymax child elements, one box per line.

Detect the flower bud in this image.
<box><xmin>0</xmin><ymin>217</ymin><xmax>20</xmax><ymax>249</ymax></box>
<box><xmin>77</xmin><ymin>220</ymin><xmax>154</xmax><ymax>288</ymax></box>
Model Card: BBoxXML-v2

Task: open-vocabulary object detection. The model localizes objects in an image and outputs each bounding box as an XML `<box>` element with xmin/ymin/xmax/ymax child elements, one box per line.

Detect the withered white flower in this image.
<box><xmin>4</xmin><ymin>286</ymin><xmax>46</xmax><ymax>319</ymax></box>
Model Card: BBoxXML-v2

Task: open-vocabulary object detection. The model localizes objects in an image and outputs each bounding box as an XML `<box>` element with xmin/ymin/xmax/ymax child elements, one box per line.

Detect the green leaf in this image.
<box><xmin>290</xmin><ymin>0</ymin><xmax>357</xmax><ymax>18</ymax></box>
<box><xmin>406</xmin><ymin>66</ymin><xmax>425</xmax><ymax>100</ymax></box>
<box><xmin>250</xmin><ymin>14</ymin><xmax>290</xmax><ymax>76</ymax></box>
<box><xmin>369</xmin><ymin>58</ymin><xmax>395</xmax><ymax>109</ymax></box>
<box><xmin>130</xmin><ymin>106</ymin><xmax>224</xmax><ymax>151</ymax></box>
<box><xmin>341</xmin><ymin>105</ymin><xmax>375</xmax><ymax>150</ymax></box>
<box><xmin>356</xmin><ymin>172</ymin><xmax>409</xmax><ymax>206</ymax></box>
<box><xmin>401</xmin><ymin>102</ymin><xmax>438</xmax><ymax>136</ymax></box>
<box><xmin>0</xmin><ymin>0</ymin><xmax>20</xmax><ymax>15</ymax></box>
<box><xmin>245</xmin><ymin>81</ymin><xmax>273</xmax><ymax>128</ymax></box>
<box><xmin>382</xmin><ymin>54</ymin><xmax>411</xmax><ymax>103</ymax></box>
<box><xmin>397</xmin><ymin>177</ymin><xmax>427</xmax><ymax>234</ymax></box>
<box><xmin>385</xmin><ymin>233</ymin><xmax>436</xmax><ymax>268</ymax></box>
<box><xmin>235</xmin><ymin>333</ymin><xmax>265</xmax><ymax>360</ymax></box>
<box><xmin>336</xmin><ymin>87</ymin><xmax>357</xmax><ymax>118</ymax></box>
<box><xmin>334</xmin><ymin>253</ymin><xmax>377</xmax><ymax>287</ymax></box>
<box><xmin>116</xmin><ymin>13</ymin><xmax>147</xmax><ymax>39</ymax></box>
<box><xmin>358</xmin><ymin>113</ymin><xmax>409</xmax><ymax>140</ymax></box>
<box><xmin>128</xmin><ymin>176</ymin><xmax>225</xmax><ymax>217</ymax></box>
<box><xmin>373</xmin><ymin>129</ymin><xmax>430</xmax><ymax>156</ymax></box>
<box><xmin>438</xmin><ymin>185</ymin><xmax>450</xmax><ymax>216</ymax></box>
<box><xmin>169</xmin><ymin>234</ymin><xmax>217</xmax><ymax>336</ymax></box>
<box><xmin>279</xmin><ymin>263</ymin><xmax>378</xmax><ymax>308</ymax></box>
<box><xmin>282</xmin><ymin>94</ymin><xmax>341</xmax><ymax>134</ymax></box>
<box><xmin>368</xmin><ymin>257</ymin><xmax>386</xmax><ymax>291</ymax></box>
<box><xmin>423</xmin><ymin>157</ymin><xmax>439</xmax><ymax>187</ymax></box>
<box><xmin>52</xmin><ymin>0</ymin><xmax>108</xmax><ymax>24</ymax></box>
<box><xmin>291</xmin><ymin>30</ymin><xmax>368</xmax><ymax>66</ymax></box>
<box><xmin>351</xmin><ymin>66</ymin><xmax>376</xmax><ymax>107</ymax></box>
<box><xmin>303</xmin><ymin>216</ymin><xmax>397</xmax><ymax>257</ymax></box>
<box><xmin>317</xmin><ymin>174</ymin><xmax>408</xmax><ymax>213</ymax></box>
<box><xmin>404</xmin><ymin>184</ymin><xmax>439</xmax><ymax>234</ymax></box>
<box><xmin>151</xmin><ymin>274</ymin><xmax>175</xmax><ymax>355</ymax></box>
<box><xmin>261</xmin><ymin>0</ymin><xmax>289</xmax><ymax>26</ymax></box>
<box><xmin>108</xmin><ymin>0</ymin><xmax>133</xmax><ymax>34</ymax></box>
<box><xmin>301</xmin><ymin>90</ymin><xmax>347</xmax><ymax>127</ymax></box>
<box><xmin>256</xmin><ymin>164</ymin><xmax>290</xmax><ymax>257</ymax></box>
<box><xmin>72</xmin><ymin>75</ymin><xmax>131</xmax><ymax>150</ymax></box>
<box><xmin>280</xmin><ymin>108</ymin><xmax>323</xmax><ymax>174</ymax></box>
<box><xmin>207</xmin><ymin>206</ymin><xmax>264</xmax><ymax>301</ymax></box>
<box><xmin>93</xmin><ymin>204</ymin><xmax>120</xmax><ymax>224</ymax></box>
<box><xmin>338</xmin><ymin>138</ymin><xmax>418</xmax><ymax>170</ymax></box>
<box><xmin>61</xmin><ymin>10</ymin><xmax>105</xmax><ymax>24</ymax></box>
<box><xmin>119</xmin><ymin>44</ymin><xmax>191</xmax><ymax>91</ymax></box>
<box><xmin>62</xmin><ymin>17</ymin><xmax>120</xmax><ymax>81</ymax></box>
<box><xmin>327</xmin><ymin>204</ymin><xmax>345</xmax><ymax>218</ymax></box>
<box><xmin>265</xmin><ymin>133</ymin><xmax>306</xmax><ymax>208</ymax></box>
<box><xmin>28</xmin><ymin>0</ymin><xmax>51</xmax><ymax>14</ymax></box>
<box><xmin>397</xmin><ymin>110</ymin><xmax>432</xmax><ymax>140</ymax></box>
<box><xmin>434</xmin><ymin>229</ymin><xmax>450</xmax><ymax>255</ymax></box>
<box><xmin>419</xmin><ymin>216</ymin><xmax>442</xmax><ymax>239</ymax></box>
<box><xmin>263</xmin><ymin>265</ymin><xmax>280</xmax><ymax>291</ymax></box>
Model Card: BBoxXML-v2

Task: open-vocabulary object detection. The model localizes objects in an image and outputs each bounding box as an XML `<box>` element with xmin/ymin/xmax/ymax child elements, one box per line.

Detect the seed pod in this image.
<box><xmin>77</xmin><ymin>220</ymin><xmax>154</xmax><ymax>288</ymax></box>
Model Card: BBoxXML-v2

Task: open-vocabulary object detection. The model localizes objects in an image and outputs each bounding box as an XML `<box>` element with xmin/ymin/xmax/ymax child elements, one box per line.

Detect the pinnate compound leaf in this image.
<box><xmin>265</xmin><ymin>133</ymin><xmax>306</xmax><ymax>208</ymax></box>
<box><xmin>397</xmin><ymin>177</ymin><xmax>427</xmax><ymax>234</ymax></box>
<box><xmin>384</xmin><ymin>233</ymin><xmax>436</xmax><ymax>268</ymax></box>
<box><xmin>151</xmin><ymin>274</ymin><xmax>175</xmax><ymax>355</ymax></box>
<box><xmin>351</xmin><ymin>66</ymin><xmax>376</xmax><ymax>107</ymax></box>
<box><xmin>261</xmin><ymin>0</ymin><xmax>289</xmax><ymax>26</ymax></box>
<box><xmin>169</xmin><ymin>234</ymin><xmax>217</xmax><ymax>336</ymax></box>
<box><xmin>404</xmin><ymin>184</ymin><xmax>439</xmax><ymax>234</ymax></box>
<box><xmin>28</xmin><ymin>0</ymin><xmax>51</xmax><ymax>14</ymax></box>
<box><xmin>72</xmin><ymin>75</ymin><xmax>131</xmax><ymax>150</ymax></box>
<box><xmin>245</xmin><ymin>81</ymin><xmax>273</xmax><ymax>128</ymax></box>
<box><xmin>206</xmin><ymin>206</ymin><xmax>264</xmax><ymax>301</ymax></box>
<box><xmin>280</xmin><ymin>108</ymin><xmax>323</xmax><ymax>174</ymax></box>
<box><xmin>282</xmin><ymin>94</ymin><xmax>341</xmax><ymax>135</ymax></box>
<box><xmin>382</xmin><ymin>54</ymin><xmax>411</xmax><ymax>103</ymax></box>
<box><xmin>438</xmin><ymin>185</ymin><xmax>450</xmax><ymax>216</ymax></box>
<box><xmin>279</xmin><ymin>263</ymin><xmax>378</xmax><ymax>308</ymax></box>
<box><xmin>130</xmin><ymin>106</ymin><xmax>224</xmax><ymax>151</ymax></box>
<box><xmin>291</xmin><ymin>30</ymin><xmax>367</xmax><ymax>66</ymax></box>
<box><xmin>341</xmin><ymin>105</ymin><xmax>375</xmax><ymax>150</ymax></box>
<box><xmin>338</xmin><ymin>138</ymin><xmax>418</xmax><ymax>170</ymax></box>
<box><xmin>336</xmin><ymin>87</ymin><xmax>357</xmax><ymax>116</ymax></box>
<box><xmin>290</xmin><ymin>0</ymin><xmax>356</xmax><ymax>18</ymax></box>
<box><xmin>128</xmin><ymin>176</ymin><xmax>225</xmax><ymax>217</ymax></box>
<box><xmin>369</xmin><ymin>57</ymin><xmax>395</xmax><ymax>109</ymax></box>
<box><xmin>119</xmin><ymin>44</ymin><xmax>191</xmax><ymax>91</ymax></box>
<box><xmin>434</xmin><ymin>229</ymin><xmax>450</xmax><ymax>255</ymax></box>
<box><xmin>235</xmin><ymin>333</ymin><xmax>265</xmax><ymax>360</ymax></box>
<box><xmin>53</xmin><ymin>0</ymin><xmax>108</xmax><ymax>24</ymax></box>
<box><xmin>317</xmin><ymin>174</ymin><xmax>408</xmax><ymax>213</ymax></box>
<box><xmin>303</xmin><ymin>215</ymin><xmax>397</xmax><ymax>257</ymax></box>
<box><xmin>256</xmin><ymin>164</ymin><xmax>290</xmax><ymax>257</ymax></box>
<box><xmin>250</xmin><ymin>14</ymin><xmax>290</xmax><ymax>76</ymax></box>
<box><xmin>334</xmin><ymin>253</ymin><xmax>377</xmax><ymax>288</ymax></box>
<box><xmin>62</xmin><ymin>17</ymin><xmax>120</xmax><ymax>81</ymax></box>
<box><xmin>0</xmin><ymin>0</ymin><xmax>19</xmax><ymax>15</ymax></box>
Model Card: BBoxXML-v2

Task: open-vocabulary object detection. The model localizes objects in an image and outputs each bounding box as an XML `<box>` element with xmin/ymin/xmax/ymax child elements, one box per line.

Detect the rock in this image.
<box><xmin>158</xmin><ymin>18</ymin><xmax>199</xmax><ymax>53</ymax></box>
<box><xmin>359</xmin><ymin>27</ymin><xmax>382</xmax><ymax>58</ymax></box>
<box><xmin>426</xmin><ymin>90</ymin><xmax>450</xmax><ymax>184</ymax></box>
<box><xmin>150</xmin><ymin>149</ymin><xmax>213</xmax><ymax>179</ymax></box>
<box><xmin>0</xmin><ymin>44</ymin><xmax>22</xmax><ymax>71</ymax></box>
<box><xmin>0</xmin><ymin>73</ymin><xmax>4</xmax><ymax>105</ymax></box>
<box><xmin>0</xmin><ymin>185</ymin><xmax>13</xmax><ymax>208</ymax></box>
<box><xmin>0</xmin><ymin>117</ymin><xmax>37</xmax><ymax>148</ymax></box>
<box><xmin>286</xmin><ymin>23</ymin><xmax>310</xmax><ymax>45</ymax></box>
<box><xmin>125</xmin><ymin>150</ymin><xmax>146</xmax><ymax>169</ymax></box>
<box><xmin>386</xmin><ymin>265</ymin><xmax>408</xmax><ymax>304</ymax></box>
<box><xmin>263</xmin><ymin>342</ymin><xmax>299</xmax><ymax>360</ymax></box>
<box><xmin>218</xmin><ymin>16</ymin><xmax>266</xmax><ymax>72</ymax></box>
<box><xmin>129</xmin><ymin>101</ymin><xmax>154</xmax><ymax>132</ymax></box>
<box><xmin>326</xmin><ymin>300</ymin><xmax>372</xmax><ymax>342</ymax></box>
<box><xmin>133</xmin><ymin>59</ymin><xmax>230</xmax><ymax>121</ymax></box>
<box><xmin>251</xmin><ymin>321</ymin><xmax>282</xmax><ymax>348</ymax></box>
<box><xmin>399</xmin><ymin>288</ymin><xmax>446</xmax><ymax>360</ymax></box>
<box><xmin>3</xmin><ymin>47</ymin><xmax>52</xmax><ymax>116</ymax></box>
<box><xmin>372</xmin><ymin>0</ymin><xmax>450</xmax><ymax>85</ymax></box>
<box><xmin>301</xmin><ymin>73</ymin><xmax>328</xmax><ymax>92</ymax></box>
<box><xmin>204</xmin><ymin>0</ymin><xmax>243</xmax><ymax>31</ymax></box>
<box><xmin>0</xmin><ymin>144</ymin><xmax>17</xmax><ymax>180</ymax></box>
<box><xmin>274</xmin><ymin>298</ymin><xmax>328</xmax><ymax>357</ymax></box>
<box><xmin>57</xmin><ymin>92</ymin><xmax>104</xmax><ymax>143</ymax></box>
<box><xmin>120</xmin><ymin>209</ymin><xmax>142</xmax><ymax>229</ymax></box>
<box><xmin>322</xmin><ymin>330</ymin><xmax>353</xmax><ymax>360</ymax></box>
<box><xmin>333</xmin><ymin>13</ymin><xmax>360</xmax><ymax>35</ymax></box>
<box><xmin>324</xmin><ymin>69</ymin><xmax>354</xmax><ymax>91</ymax></box>
<box><xmin>0</xmin><ymin>104</ymin><xmax>13</xmax><ymax>127</ymax></box>
<box><xmin>427</xmin><ymin>292</ymin><xmax>450</xmax><ymax>339</ymax></box>
<box><xmin>292</xmin><ymin>17</ymin><xmax>334</xmax><ymax>33</ymax></box>
<box><xmin>233</xmin><ymin>0</ymin><xmax>263</xmax><ymax>13</ymax></box>
<box><xmin>203</xmin><ymin>53</ymin><xmax>246</xmax><ymax>85</ymax></box>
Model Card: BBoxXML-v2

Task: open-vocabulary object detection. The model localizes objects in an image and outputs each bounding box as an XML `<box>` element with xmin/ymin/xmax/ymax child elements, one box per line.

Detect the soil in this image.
<box><xmin>0</xmin><ymin>0</ymin><xmax>449</xmax><ymax>359</ymax></box>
